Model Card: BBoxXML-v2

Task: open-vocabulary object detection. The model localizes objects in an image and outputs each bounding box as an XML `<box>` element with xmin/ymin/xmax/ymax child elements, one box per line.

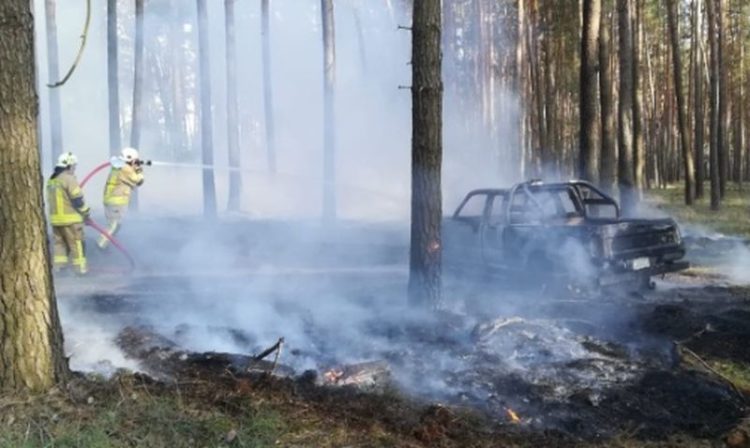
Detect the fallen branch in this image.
<box><xmin>254</xmin><ymin>337</ymin><xmax>285</xmax><ymax>362</ymax></box>
<box><xmin>269</xmin><ymin>339</ymin><xmax>284</xmax><ymax>376</ymax></box>
<box><xmin>675</xmin><ymin>341</ymin><xmax>746</xmax><ymax>401</ymax></box>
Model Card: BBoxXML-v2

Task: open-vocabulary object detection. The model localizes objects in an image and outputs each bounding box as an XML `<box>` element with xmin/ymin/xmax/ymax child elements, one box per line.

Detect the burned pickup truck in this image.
<box><xmin>443</xmin><ymin>180</ymin><xmax>688</xmax><ymax>289</ymax></box>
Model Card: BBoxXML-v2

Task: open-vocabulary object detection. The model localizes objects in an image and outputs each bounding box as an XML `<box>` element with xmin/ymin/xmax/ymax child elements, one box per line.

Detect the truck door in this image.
<box><xmin>481</xmin><ymin>193</ymin><xmax>507</xmax><ymax>268</ymax></box>
<box><xmin>444</xmin><ymin>192</ymin><xmax>490</xmax><ymax>270</ymax></box>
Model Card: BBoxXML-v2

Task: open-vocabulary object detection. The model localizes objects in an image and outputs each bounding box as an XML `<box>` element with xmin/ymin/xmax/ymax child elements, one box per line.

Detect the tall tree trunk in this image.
<box><xmin>617</xmin><ymin>0</ymin><xmax>636</xmax><ymax>214</ymax></box>
<box><xmin>129</xmin><ymin>0</ymin><xmax>144</xmax><ymax>212</ymax></box>
<box><xmin>44</xmin><ymin>0</ymin><xmax>63</xmax><ymax>164</ymax></box>
<box><xmin>197</xmin><ymin>0</ymin><xmax>217</xmax><ymax>216</ymax></box>
<box><xmin>321</xmin><ymin>0</ymin><xmax>336</xmax><ymax>220</ymax></box>
<box><xmin>225</xmin><ymin>0</ymin><xmax>241</xmax><ymax>211</ymax></box>
<box><xmin>0</xmin><ymin>0</ymin><xmax>68</xmax><ymax>391</ymax></box>
<box><xmin>107</xmin><ymin>0</ymin><xmax>121</xmax><ymax>157</ymax></box>
<box><xmin>261</xmin><ymin>0</ymin><xmax>276</xmax><ymax>173</ymax></box>
<box><xmin>409</xmin><ymin>0</ymin><xmax>443</xmax><ymax>307</ymax></box>
<box><xmin>599</xmin><ymin>2</ymin><xmax>616</xmax><ymax>193</ymax></box>
<box><xmin>707</xmin><ymin>0</ymin><xmax>720</xmax><ymax>210</ymax></box>
<box><xmin>632</xmin><ymin>0</ymin><xmax>645</xmax><ymax>197</ymax></box>
<box><xmin>170</xmin><ymin>0</ymin><xmax>187</xmax><ymax>156</ymax></box>
<box><xmin>579</xmin><ymin>0</ymin><xmax>601</xmax><ymax>182</ymax></box>
<box><xmin>667</xmin><ymin>0</ymin><xmax>695</xmax><ymax>204</ymax></box>
<box><xmin>692</xmin><ymin>0</ymin><xmax>705</xmax><ymax>198</ymax></box>
<box><xmin>734</xmin><ymin>31</ymin><xmax>744</xmax><ymax>187</ymax></box>
<box><xmin>516</xmin><ymin>0</ymin><xmax>527</xmax><ymax>178</ymax></box>
<box><xmin>717</xmin><ymin>0</ymin><xmax>728</xmax><ymax>198</ymax></box>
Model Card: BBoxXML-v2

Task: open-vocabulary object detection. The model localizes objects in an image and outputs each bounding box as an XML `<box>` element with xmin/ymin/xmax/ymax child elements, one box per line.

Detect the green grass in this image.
<box><xmin>646</xmin><ymin>182</ymin><xmax>750</xmax><ymax>237</ymax></box>
<box><xmin>709</xmin><ymin>360</ymin><xmax>750</xmax><ymax>394</ymax></box>
<box><xmin>0</xmin><ymin>374</ymin><xmax>413</xmax><ymax>448</ymax></box>
<box><xmin>0</xmin><ymin>394</ymin><xmax>286</xmax><ymax>448</ymax></box>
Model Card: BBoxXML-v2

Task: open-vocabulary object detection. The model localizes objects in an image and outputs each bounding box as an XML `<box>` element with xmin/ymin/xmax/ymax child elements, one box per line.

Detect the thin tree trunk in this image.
<box><xmin>170</xmin><ymin>0</ymin><xmax>186</xmax><ymax>157</ymax></box>
<box><xmin>718</xmin><ymin>0</ymin><xmax>728</xmax><ymax>198</ymax></box>
<box><xmin>617</xmin><ymin>0</ymin><xmax>636</xmax><ymax>214</ymax></box>
<box><xmin>734</xmin><ymin>33</ymin><xmax>744</xmax><ymax>187</ymax></box>
<box><xmin>667</xmin><ymin>0</ymin><xmax>695</xmax><ymax>204</ymax></box>
<box><xmin>321</xmin><ymin>0</ymin><xmax>336</xmax><ymax>220</ymax></box>
<box><xmin>707</xmin><ymin>0</ymin><xmax>720</xmax><ymax>210</ymax></box>
<box><xmin>44</xmin><ymin>0</ymin><xmax>63</xmax><ymax>164</ymax></box>
<box><xmin>261</xmin><ymin>0</ymin><xmax>276</xmax><ymax>173</ymax></box>
<box><xmin>131</xmin><ymin>0</ymin><xmax>144</xmax><ymax>153</ymax></box>
<box><xmin>129</xmin><ymin>0</ymin><xmax>144</xmax><ymax>212</ymax></box>
<box><xmin>225</xmin><ymin>0</ymin><xmax>241</xmax><ymax>211</ymax></box>
<box><xmin>197</xmin><ymin>0</ymin><xmax>216</xmax><ymax>216</ymax></box>
<box><xmin>579</xmin><ymin>0</ymin><xmax>601</xmax><ymax>182</ymax></box>
<box><xmin>632</xmin><ymin>0</ymin><xmax>645</xmax><ymax>197</ymax></box>
<box><xmin>0</xmin><ymin>0</ymin><xmax>68</xmax><ymax>391</ymax></box>
<box><xmin>107</xmin><ymin>0</ymin><xmax>121</xmax><ymax>157</ymax></box>
<box><xmin>599</xmin><ymin>1</ymin><xmax>616</xmax><ymax>193</ymax></box>
<box><xmin>516</xmin><ymin>0</ymin><xmax>527</xmax><ymax>178</ymax></box>
<box><xmin>693</xmin><ymin>0</ymin><xmax>705</xmax><ymax>198</ymax></box>
<box><xmin>409</xmin><ymin>0</ymin><xmax>443</xmax><ymax>307</ymax></box>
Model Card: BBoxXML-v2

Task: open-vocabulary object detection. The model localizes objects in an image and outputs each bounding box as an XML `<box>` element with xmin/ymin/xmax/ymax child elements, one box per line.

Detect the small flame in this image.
<box><xmin>506</xmin><ymin>408</ymin><xmax>521</xmax><ymax>423</ymax></box>
<box><xmin>324</xmin><ymin>369</ymin><xmax>344</xmax><ymax>383</ymax></box>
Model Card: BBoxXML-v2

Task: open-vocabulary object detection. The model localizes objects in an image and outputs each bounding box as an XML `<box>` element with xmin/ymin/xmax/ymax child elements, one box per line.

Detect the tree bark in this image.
<box><xmin>707</xmin><ymin>0</ymin><xmax>720</xmax><ymax>210</ymax></box>
<box><xmin>599</xmin><ymin>1</ymin><xmax>616</xmax><ymax>193</ymax></box>
<box><xmin>632</xmin><ymin>0</ymin><xmax>645</xmax><ymax>197</ymax></box>
<box><xmin>409</xmin><ymin>0</ymin><xmax>443</xmax><ymax>307</ymax></box>
<box><xmin>692</xmin><ymin>0</ymin><xmax>705</xmax><ymax>198</ymax></box>
<box><xmin>261</xmin><ymin>0</ymin><xmax>277</xmax><ymax>173</ymax></box>
<box><xmin>197</xmin><ymin>0</ymin><xmax>217</xmax><ymax>216</ymax></box>
<box><xmin>735</xmin><ymin>25</ymin><xmax>745</xmax><ymax>187</ymax></box>
<box><xmin>516</xmin><ymin>0</ymin><xmax>527</xmax><ymax>178</ymax></box>
<box><xmin>0</xmin><ymin>0</ymin><xmax>68</xmax><ymax>391</ymax></box>
<box><xmin>107</xmin><ymin>0</ymin><xmax>121</xmax><ymax>157</ymax></box>
<box><xmin>129</xmin><ymin>0</ymin><xmax>145</xmax><ymax>212</ymax></box>
<box><xmin>717</xmin><ymin>0</ymin><xmax>728</xmax><ymax>198</ymax></box>
<box><xmin>44</xmin><ymin>0</ymin><xmax>63</xmax><ymax>163</ymax></box>
<box><xmin>617</xmin><ymin>0</ymin><xmax>636</xmax><ymax>214</ymax></box>
<box><xmin>321</xmin><ymin>0</ymin><xmax>336</xmax><ymax>220</ymax></box>
<box><xmin>667</xmin><ymin>0</ymin><xmax>696</xmax><ymax>205</ymax></box>
<box><xmin>225</xmin><ymin>0</ymin><xmax>241</xmax><ymax>211</ymax></box>
<box><xmin>579</xmin><ymin>0</ymin><xmax>601</xmax><ymax>182</ymax></box>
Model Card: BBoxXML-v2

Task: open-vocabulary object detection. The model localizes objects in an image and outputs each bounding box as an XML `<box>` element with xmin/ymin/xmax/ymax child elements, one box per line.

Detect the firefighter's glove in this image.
<box><xmin>80</xmin><ymin>207</ymin><xmax>91</xmax><ymax>221</ymax></box>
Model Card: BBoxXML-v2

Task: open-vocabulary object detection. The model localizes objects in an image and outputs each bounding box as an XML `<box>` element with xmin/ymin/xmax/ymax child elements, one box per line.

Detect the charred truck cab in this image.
<box><xmin>443</xmin><ymin>180</ymin><xmax>688</xmax><ymax>290</ymax></box>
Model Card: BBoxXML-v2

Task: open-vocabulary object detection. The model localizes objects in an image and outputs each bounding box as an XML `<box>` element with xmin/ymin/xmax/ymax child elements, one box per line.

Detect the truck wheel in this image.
<box><xmin>525</xmin><ymin>253</ymin><xmax>558</xmax><ymax>293</ymax></box>
<box><xmin>638</xmin><ymin>274</ymin><xmax>656</xmax><ymax>291</ymax></box>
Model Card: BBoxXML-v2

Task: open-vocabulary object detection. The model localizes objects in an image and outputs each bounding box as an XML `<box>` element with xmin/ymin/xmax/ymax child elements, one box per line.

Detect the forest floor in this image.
<box><xmin>3</xmin><ymin>190</ymin><xmax>750</xmax><ymax>448</ymax></box>
<box><xmin>647</xmin><ymin>182</ymin><xmax>750</xmax><ymax>237</ymax></box>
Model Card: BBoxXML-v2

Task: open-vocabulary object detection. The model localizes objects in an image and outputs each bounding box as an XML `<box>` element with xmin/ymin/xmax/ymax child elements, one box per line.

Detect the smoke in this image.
<box><xmin>32</xmin><ymin>0</ymin><xmax>669</xmax><ymax>428</ymax></box>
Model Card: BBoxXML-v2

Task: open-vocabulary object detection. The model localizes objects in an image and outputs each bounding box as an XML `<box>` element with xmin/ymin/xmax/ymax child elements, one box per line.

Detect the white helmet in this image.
<box><xmin>120</xmin><ymin>147</ymin><xmax>140</xmax><ymax>163</ymax></box>
<box><xmin>56</xmin><ymin>152</ymin><xmax>78</xmax><ymax>168</ymax></box>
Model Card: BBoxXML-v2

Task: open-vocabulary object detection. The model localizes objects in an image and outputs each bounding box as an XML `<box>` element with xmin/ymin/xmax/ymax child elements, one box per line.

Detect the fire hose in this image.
<box><xmin>80</xmin><ymin>161</ymin><xmax>138</xmax><ymax>271</ymax></box>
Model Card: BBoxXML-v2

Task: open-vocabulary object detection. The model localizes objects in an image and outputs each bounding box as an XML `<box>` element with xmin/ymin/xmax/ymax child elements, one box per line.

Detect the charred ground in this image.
<box><xmin>24</xmin><ymin>217</ymin><xmax>750</xmax><ymax>447</ymax></box>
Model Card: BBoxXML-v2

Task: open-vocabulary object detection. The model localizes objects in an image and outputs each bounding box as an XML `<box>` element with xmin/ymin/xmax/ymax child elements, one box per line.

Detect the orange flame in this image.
<box><xmin>506</xmin><ymin>408</ymin><xmax>521</xmax><ymax>423</ymax></box>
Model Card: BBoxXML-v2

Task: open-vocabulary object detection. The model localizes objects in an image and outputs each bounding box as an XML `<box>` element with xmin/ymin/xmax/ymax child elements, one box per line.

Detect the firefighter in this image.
<box><xmin>47</xmin><ymin>152</ymin><xmax>91</xmax><ymax>275</ymax></box>
<box><xmin>97</xmin><ymin>147</ymin><xmax>145</xmax><ymax>249</ymax></box>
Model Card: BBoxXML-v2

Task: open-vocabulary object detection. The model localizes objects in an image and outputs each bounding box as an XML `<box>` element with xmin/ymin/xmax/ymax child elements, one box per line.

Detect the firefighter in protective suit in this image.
<box><xmin>47</xmin><ymin>152</ymin><xmax>91</xmax><ymax>275</ymax></box>
<box><xmin>97</xmin><ymin>147</ymin><xmax>145</xmax><ymax>249</ymax></box>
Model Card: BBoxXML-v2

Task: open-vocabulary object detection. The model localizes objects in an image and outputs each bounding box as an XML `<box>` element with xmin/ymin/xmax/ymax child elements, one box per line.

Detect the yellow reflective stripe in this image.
<box><xmin>55</xmin><ymin>183</ymin><xmax>65</xmax><ymax>218</ymax></box>
<box><xmin>50</xmin><ymin>215</ymin><xmax>84</xmax><ymax>225</ymax></box>
<box><xmin>53</xmin><ymin>255</ymin><xmax>69</xmax><ymax>264</ymax></box>
<box><xmin>72</xmin><ymin>241</ymin><xmax>86</xmax><ymax>270</ymax></box>
<box><xmin>104</xmin><ymin>196</ymin><xmax>129</xmax><ymax>205</ymax></box>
